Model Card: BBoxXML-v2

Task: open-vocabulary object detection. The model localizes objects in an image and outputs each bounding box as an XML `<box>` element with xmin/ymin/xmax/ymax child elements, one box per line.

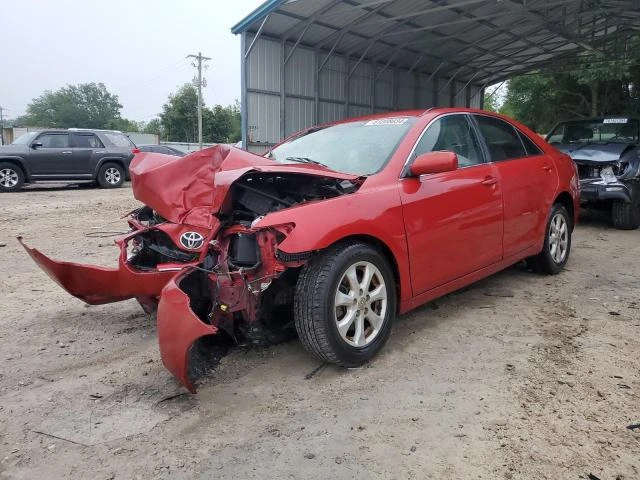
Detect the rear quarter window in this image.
<box><xmin>103</xmin><ymin>132</ymin><xmax>135</xmax><ymax>148</ymax></box>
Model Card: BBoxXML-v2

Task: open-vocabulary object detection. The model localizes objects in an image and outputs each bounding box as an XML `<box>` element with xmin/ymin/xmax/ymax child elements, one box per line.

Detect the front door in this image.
<box><xmin>399</xmin><ymin>114</ymin><xmax>504</xmax><ymax>296</ymax></box>
<box><xmin>29</xmin><ymin>132</ymin><xmax>72</xmax><ymax>175</ymax></box>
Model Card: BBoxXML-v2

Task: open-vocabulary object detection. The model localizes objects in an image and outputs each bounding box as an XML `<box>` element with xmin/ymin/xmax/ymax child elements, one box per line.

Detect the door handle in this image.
<box><xmin>61</xmin><ymin>151</ymin><xmax>73</xmax><ymax>154</ymax></box>
<box><xmin>543</xmin><ymin>164</ymin><xmax>553</xmax><ymax>172</ymax></box>
<box><xmin>481</xmin><ymin>176</ymin><xmax>498</xmax><ymax>186</ymax></box>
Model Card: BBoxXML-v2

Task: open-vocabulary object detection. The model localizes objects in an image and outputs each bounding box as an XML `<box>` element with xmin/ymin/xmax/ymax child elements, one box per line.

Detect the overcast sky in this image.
<box><xmin>0</xmin><ymin>0</ymin><xmax>263</xmax><ymax>121</ymax></box>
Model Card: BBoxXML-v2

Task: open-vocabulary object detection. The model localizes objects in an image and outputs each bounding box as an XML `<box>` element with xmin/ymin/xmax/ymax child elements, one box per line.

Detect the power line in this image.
<box><xmin>186</xmin><ymin>52</ymin><xmax>211</xmax><ymax>149</ymax></box>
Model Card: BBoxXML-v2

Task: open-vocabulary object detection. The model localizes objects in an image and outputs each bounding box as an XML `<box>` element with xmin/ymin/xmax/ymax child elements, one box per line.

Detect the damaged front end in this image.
<box><xmin>22</xmin><ymin>145</ymin><xmax>361</xmax><ymax>391</ymax></box>
<box><xmin>575</xmin><ymin>158</ymin><xmax>640</xmax><ymax>204</ymax></box>
<box><xmin>157</xmin><ymin>170</ymin><xmax>361</xmax><ymax>392</ymax></box>
<box><xmin>18</xmin><ymin>205</ymin><xmax>217</xmax><ymax>312</ymax></box>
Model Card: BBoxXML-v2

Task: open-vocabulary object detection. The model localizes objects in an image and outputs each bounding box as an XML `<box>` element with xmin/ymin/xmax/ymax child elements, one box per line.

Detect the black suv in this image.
<box><xmin>0</xmin><ymin>129</ymin><xmax>138</xmax><ymax>192</ymax></box>
<box><xmin>546</xmin><ymin>117</ymin><xmax>640</xmax><ymax>229</ymax></box>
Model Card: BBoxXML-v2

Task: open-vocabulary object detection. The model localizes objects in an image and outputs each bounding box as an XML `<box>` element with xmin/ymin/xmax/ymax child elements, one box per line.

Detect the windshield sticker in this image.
<box><xmin>603</xmin><ymin>118</ymin><xmax>628</xmax><ymax>124</ymax></box>
<box><xmin>365</xmin><ymin>118</ymin><xmax>409</xmax><ymax>126</ymax></box>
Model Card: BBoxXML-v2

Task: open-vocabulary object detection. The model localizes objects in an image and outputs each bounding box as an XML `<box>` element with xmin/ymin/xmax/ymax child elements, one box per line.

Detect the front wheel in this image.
<box><xmin>294</xmin><ymin>241</ymin><xmax>396</xmax><ymax>367</ymax></box>
<box><xmin>97</xmin><ymin>162</ymin><xmax>125</xmax><ymax>188</ymax></box>
<box><xmin>0</xmin><ymin>162</ymin><xmax>25</xmax><ymax>192</ymax></box>
<box><xmin>528</xmin><ymin>203</ymin><xmax>572</xmax><ymax>275</ymax></box>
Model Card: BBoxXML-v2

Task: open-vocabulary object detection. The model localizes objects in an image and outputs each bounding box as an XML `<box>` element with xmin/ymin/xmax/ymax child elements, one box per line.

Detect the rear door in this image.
<box><xmin>70</xmin><ymin>132</ymin><xmax>104</xmax><ymax>174</ymax></box>
<box><xmin>399</xmin><ymin>114</ymin><xmax>504</xmax><ymax>295</ymax></box>
<box><xmin>28</xmin><ymin>132</ymin><xmax>72</xmax><ymax>175</ymax></box>
<box><xmin>472</xmin><ymin>114</ymin><xmax>558</xmax><ymax>258</ymax></box>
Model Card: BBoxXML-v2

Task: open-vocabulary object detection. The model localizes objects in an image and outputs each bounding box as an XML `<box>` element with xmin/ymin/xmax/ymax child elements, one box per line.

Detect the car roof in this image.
<box><xmin>67</xmin><ymin>128</ymin><xmax>125</xmax><ymax>133</ymax></box>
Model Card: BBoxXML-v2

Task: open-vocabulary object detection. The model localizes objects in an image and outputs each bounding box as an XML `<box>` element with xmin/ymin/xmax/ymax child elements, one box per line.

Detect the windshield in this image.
<box><xmin>269</xmin><ymin>117</ymin><xmax>416</xmax><ymax>175</ymax></box>
<box><xmin>11</xmin><ymin>132</ymin><xmax>39</xmax><ymax>145</ymax></box>
<box><xmin>547</xmin><ymin>118</ymin><xmax>639</xmax><ymax>144</ymax></box>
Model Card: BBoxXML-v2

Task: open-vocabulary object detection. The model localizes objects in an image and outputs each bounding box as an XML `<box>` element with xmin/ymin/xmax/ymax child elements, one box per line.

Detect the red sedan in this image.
<box><xmin>21</xmin><ymin>108</ymin><xmax>580</xmax><ymax>392</ymax></box>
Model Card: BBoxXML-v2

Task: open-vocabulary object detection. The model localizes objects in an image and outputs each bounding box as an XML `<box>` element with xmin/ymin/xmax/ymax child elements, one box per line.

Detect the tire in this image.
<box><xmin>611</xmin><ymin>185</ymin><xmax>640</xmax><ymax>230</ymax></box>
<box><xmin>97</xmin><ymin>162</ymin><xmax>125</xmax><ymax>188</ymax></box>
<box><xmin>294</xmin><ymin>241</ymin><xmax>397</xmax><ymax>367</ymax></box>
<box><xmin>0</xmin><ymin>162</ymin><xmax>25</xmax><ymax>192</ymax></box>
<box><xmin>528</xmin><ymin>203</ymin><xmax>572</xmax><ymax>275</ymax></box>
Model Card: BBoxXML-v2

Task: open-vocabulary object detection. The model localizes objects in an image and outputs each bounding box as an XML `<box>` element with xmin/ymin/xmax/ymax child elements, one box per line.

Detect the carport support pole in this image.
<box><xmin>280</xmin><ymin>39</ymin><xmax>286</xmax><ymax>141</ymax></box>
<box><xmin>241</xmin><ymin>33</ymin><xmax>248</xmax><ymax>149</ymax></box>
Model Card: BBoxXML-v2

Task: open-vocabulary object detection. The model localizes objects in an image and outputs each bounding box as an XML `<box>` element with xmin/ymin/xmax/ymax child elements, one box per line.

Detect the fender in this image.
<box><xmin>0</xmin><ymin>155</ymin><xmax>30</xmax><ymax>178</ymax></box>
<box><xmin>254</xmin><ymin>183</ymin><xmax>412</xmax><ymax>303</ymax></box>
<box><xmin>93</xmin><ymin>156</ymin><xmax>128</xmax><ymax>177</ymax></box>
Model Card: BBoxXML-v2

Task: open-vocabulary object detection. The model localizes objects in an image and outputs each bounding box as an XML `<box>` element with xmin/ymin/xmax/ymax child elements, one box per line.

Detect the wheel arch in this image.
<box><xmin>554</xmin><ymin>191</ymin><xmax>576</xmax><ymax>230</ymax></box>
<box><xmin>95</xmin><ymin>157</ymin><xmax>126</xmax><ymax>177</ymax></box>
<box><xmin>0</xmin><ymin>157</ymin><xmax>29</xmax><ymax>181</ymax></box>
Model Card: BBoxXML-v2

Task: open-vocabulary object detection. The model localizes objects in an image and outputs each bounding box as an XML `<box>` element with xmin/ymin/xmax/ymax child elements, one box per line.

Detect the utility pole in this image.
<box><xmin>187</xmin><ymin>52</ymin><xmax>211</xmax><ymax>149</ymax></box>
<box><xmin>0</xmin><ymin>106</ymin><xmax>5</xmax><ymax>146</ymax></box>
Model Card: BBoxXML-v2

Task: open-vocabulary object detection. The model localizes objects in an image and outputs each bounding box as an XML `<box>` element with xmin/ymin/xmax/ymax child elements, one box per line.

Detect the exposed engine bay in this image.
<box><xmin>226</xmin><ymin>172</ymin><xmax>358</xmax><ymax>223</ymax></box>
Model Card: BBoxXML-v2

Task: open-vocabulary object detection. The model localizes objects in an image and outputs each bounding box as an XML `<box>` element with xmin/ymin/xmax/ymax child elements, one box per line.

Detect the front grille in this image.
<box><xmin>576</xmin><ymin>163</ymin><xmax>600</xmax><ymax>179</ymax></box>
<box><xmin>575</xmin><ymin>161</ymin><xmax>624</xmax><ymax>179</ymax></box>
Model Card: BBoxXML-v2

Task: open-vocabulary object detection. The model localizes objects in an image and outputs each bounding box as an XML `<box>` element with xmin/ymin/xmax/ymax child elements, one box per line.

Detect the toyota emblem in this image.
<box><xmin>180</xmin><ymin>231</ymin><xmax>205</xmax><ymax>250</ymax></box>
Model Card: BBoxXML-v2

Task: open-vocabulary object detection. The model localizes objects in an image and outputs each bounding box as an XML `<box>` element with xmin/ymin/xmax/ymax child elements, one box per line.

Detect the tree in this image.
<box><xmin>572</xmin><ymin>51</ymin><xmax>631</xmax><ymax>116</ymax></box>
<box><xmin>160</xmin><ymin>84</ymin><xmax>241</xmax><ymax>143</ymax></box>
<box><xmin>142</xmin><ymin>118</ymin><xmax>164</xmax><ymax>137</ymax></box>
<box><xmin>160</xmin><ymin>84</ymin><xmax>199</xmax><ymax>142</ymax></box>
<box><xmin>108</xmin><ymin>117</ymin><xmax>141</xmax><ymax>132</ymax></box>
<box><xmin>21</xmin><ymin>82</ymin><xmax>123</xmax><ymax>128</ymax></box>
<box><xmin>499</xmin><ymin>34</ymin><xmax>640</xmax><ymax>132</ymax></box>
<box><xmin>500</xmin><ymin>73</ymin><xmax>593</xmax><ymax>133</ymax></box>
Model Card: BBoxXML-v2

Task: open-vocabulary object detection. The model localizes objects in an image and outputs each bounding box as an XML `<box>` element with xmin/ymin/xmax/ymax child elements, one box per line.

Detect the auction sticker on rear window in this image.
<box><xmin>365</xmin><ymin>118</ymin><xmax>409</xmax><ymax>126</ymax></box>
<box><xmin>603</xmin><ymin>118</ymin><xmax>628</xmax><ymax>124</ymax></box>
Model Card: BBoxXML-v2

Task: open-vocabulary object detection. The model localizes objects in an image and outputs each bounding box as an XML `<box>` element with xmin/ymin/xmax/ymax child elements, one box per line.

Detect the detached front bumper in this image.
<box><xmin>18</xmin><ymin>236</ymin><xmax>178</xmax><ymax>308</ymax></box>
<box><xmin>157</xmin><ymin>270</ymin><xmax>220</xmax><ymax>393</ymax></box>
<box><xmin>579</xmin><ymin>178</ymin><xmax>633</xmax><ymax>203</ymax></box>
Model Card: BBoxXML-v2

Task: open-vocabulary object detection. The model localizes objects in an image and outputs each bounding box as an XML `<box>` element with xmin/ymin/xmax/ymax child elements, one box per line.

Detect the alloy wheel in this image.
<box><xmin>549</xmin><ymin>212</ymin><xmax>568</xmax><ymax>264</ymax></box>
<box><xmin>105</xmin><ymin>167</ymin><xmax>121</xmax><ymax>185</ymax></box>
<box><xmin>0</xmin><ymin>168</ymin><xmax>19</xmax><ymax>188</ymax></box>
<box><xmin>334</xmin><ymin>261</ymin><xmax>388</xmax><ymax>347</ymax></box>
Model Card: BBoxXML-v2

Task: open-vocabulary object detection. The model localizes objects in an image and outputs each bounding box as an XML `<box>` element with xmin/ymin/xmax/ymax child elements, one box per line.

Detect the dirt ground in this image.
<box><xmin>0</xmin><ymin>183</ymin><xmax>638</xmax><ymax>480</ymax></box>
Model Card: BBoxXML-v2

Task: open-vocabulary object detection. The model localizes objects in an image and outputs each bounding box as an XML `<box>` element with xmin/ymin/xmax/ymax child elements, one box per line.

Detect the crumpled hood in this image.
<box><xmin>129</xmin><ymin>145</ymin><xmax>358</xmax><ymax>229</ymax></box>
<box><xmin>556</xmin><ymin>142</ymin><xmax>635</xmax><ymax>163</ymax></box>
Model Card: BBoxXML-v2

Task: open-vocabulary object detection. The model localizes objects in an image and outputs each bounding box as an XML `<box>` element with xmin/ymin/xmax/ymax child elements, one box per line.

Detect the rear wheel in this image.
<box><xmin>294</xmin><ymin>241</ymin><xmax>396</xmax><ymax>366</ymax></box>
<box><xmin>528</xmin><ymin>203</ymin><xmax>572</xmax><ymax>275</ymax></box>
<box><xmin>97</xmin><ymin>162</ymin><xmax>125</xmax><ymax>188</ymax></box>
<box><xmin>611</xmin><ymin>185</ymin><xmax>640</xmax><ymax>230</ymax></box>
<box><xmin>0</xmin><ymin>162</ymin><xmax>24</xmax><ymax>192</ymax></box>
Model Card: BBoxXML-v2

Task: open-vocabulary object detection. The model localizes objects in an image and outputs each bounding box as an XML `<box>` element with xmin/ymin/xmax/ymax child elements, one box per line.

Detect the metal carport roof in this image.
<box><xmin>232</xmin><ymin>0</ymin><xmax>639</xmax><ymax>86</ymax></box>
<box><xmin>231</xmin><ymin>0</ymin><xmax>639</xmax><ymax>150</ymax></box>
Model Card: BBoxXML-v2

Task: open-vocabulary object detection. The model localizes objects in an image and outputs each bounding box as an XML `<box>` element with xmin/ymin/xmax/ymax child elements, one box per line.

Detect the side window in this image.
<box><xmin>37</xmin><ymin>133</ymin><xmax>70</xmax><ymax>148</ymax></box>
<box><xmin>73</xmin><ymin>134</ymin><xmax>104</xmax><ymax>148</ymax></box>
<box><xmin>413</xmin><ymin>115</ymin><xmax>483</xmax><ymax>167</ymax></box>
<box><xmin>474</xmin><ymin>115</ymin><xmax>527</xmax><ymax>161</ymax></box>
<box><xmin>104</xmin><ymin>132</ymin><xmax>134</xmax><ymax>148</ymax></box>
<box><xmin>546</xmin><ymin>124</ymin><xmax>565</xmax><ymax>144</ymax></box>
<box><xmin>517</xmin><ymin>131</ymin><xmax>543</xmax><ymax>156</ymax></box>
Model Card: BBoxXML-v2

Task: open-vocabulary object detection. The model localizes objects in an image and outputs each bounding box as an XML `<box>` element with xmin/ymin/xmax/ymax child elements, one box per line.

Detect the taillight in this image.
<box><xmin>132</xmin><ymin>148</ymin><xmax>140</xmax><ymax>154</ymax></box>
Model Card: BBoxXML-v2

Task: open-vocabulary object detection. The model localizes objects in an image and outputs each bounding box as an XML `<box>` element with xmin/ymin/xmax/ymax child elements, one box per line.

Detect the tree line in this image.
<box><xmin>484</xmin><ymin>37</ymin><xmax>640</xmax><ymax>133</ymax></box>
<box><xmin>9</xmin><ymin>82</ymin><xmax>241</xmax><ymax>144</ymax></box>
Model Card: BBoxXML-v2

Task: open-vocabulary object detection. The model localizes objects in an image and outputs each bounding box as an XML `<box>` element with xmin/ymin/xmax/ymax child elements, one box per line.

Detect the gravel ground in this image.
<box><xmin>0</xmin><ymin>184</ymin><xmax>638</xmax><ymax>480</ymax></box>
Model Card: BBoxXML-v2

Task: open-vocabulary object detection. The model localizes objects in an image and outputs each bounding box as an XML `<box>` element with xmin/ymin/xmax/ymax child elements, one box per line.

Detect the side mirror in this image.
<box><xmin>31</xmin><ymin>142</ymin><xmax>43</xmax><ymax>149</ymax></box>
<box><xmin>409</xmin><ymin>151</ymin><xmax>458</xmax><ymax>176</ymax></box>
